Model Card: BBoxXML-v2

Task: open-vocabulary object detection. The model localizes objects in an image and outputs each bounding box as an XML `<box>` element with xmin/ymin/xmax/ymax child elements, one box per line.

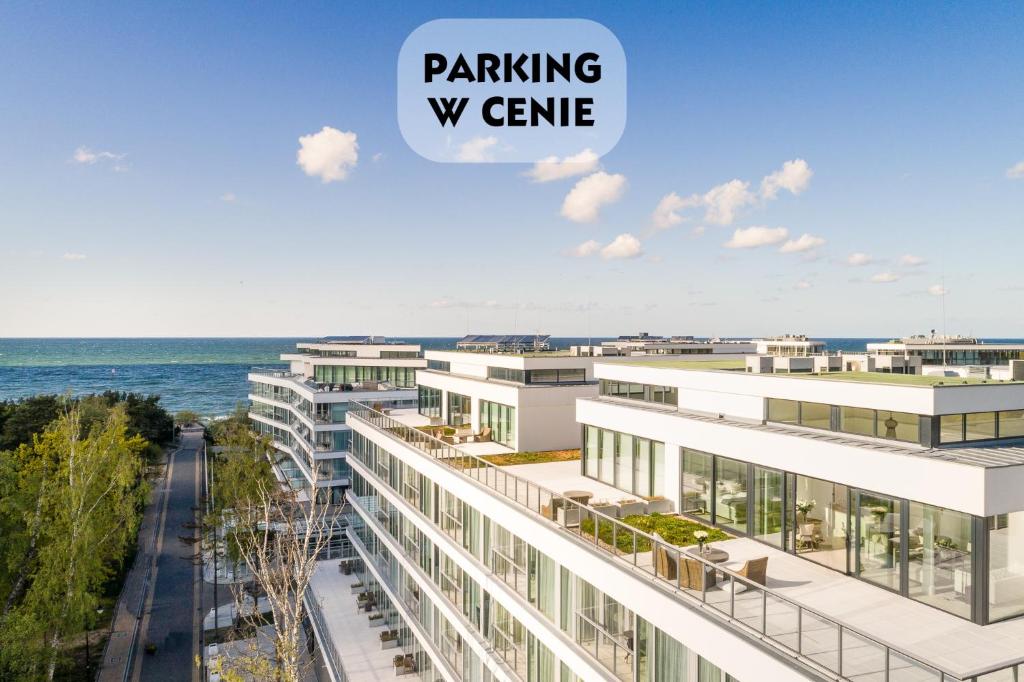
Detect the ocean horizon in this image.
<box><xmin>3</xmin><ymin>336</ymin><xmax>1020</xmax><ymax>416</ymax></box>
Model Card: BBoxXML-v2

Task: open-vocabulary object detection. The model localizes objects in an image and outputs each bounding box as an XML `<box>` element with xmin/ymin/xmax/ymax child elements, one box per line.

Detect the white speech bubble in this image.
<box><xmin>398</xmin><ymin>19</ymin><xmax>627</xmax><ymax>163</ymax></box>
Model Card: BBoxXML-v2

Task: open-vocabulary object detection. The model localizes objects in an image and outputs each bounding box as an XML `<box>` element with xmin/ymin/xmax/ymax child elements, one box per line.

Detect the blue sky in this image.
<box><xmin>1</xmin><ymin>2</ymin><xmax>1022</xmax><ymax>338</ymax></box>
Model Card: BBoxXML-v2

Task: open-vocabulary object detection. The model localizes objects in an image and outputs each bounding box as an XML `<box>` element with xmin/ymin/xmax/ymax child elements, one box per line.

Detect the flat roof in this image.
<box><xmin>586</xmin><ymin>396</ymin><xmax>1024</xmax><ymax>469</ymax></box>
<box><xmin>615</xmin><ymin>359</ymin><xmax>748</xmax><ymax>370</ymax></box>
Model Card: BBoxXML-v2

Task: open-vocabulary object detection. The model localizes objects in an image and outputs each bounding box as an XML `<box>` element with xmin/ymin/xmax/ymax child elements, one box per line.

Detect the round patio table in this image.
<box><xmin>688</xmin><ymin>547</ymin><xmax>730</xmax><ymax>563</ymax></box>
<box><xmin>563</xmin><ymin>490</ymin><xmax>593</xmax><ymax>504</ymax></box>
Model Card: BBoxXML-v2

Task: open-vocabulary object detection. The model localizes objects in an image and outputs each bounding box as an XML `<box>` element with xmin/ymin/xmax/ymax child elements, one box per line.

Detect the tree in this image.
<box><xmin>175</xmin><ymin>409</ymin><xmax>202</xmax><ymax>426</ymax></box>
<box><xmin>0</xmin><ymin>403</ymin><xmax>148</xmax><ymax>680</ymax></box>
<box><xmin>0</xmin><ymin>395</ymin><xmax>60</xmax><ymax>451</ymax></box>
<box><xmin>206</xmin><ymin>411</ymin><xmax>338</xmax><ymax>682</ymax></box>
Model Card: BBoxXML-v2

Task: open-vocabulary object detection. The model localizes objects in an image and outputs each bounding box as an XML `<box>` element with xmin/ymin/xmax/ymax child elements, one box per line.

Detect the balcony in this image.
<box><xmin>347</xmin><ymin>401</ymin><xmax>1024</xmax><ymax>682</ymax></box>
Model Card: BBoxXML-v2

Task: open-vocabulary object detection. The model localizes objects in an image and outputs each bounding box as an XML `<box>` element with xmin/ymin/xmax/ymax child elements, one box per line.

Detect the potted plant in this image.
<box><xmin>694</xmin><ymin>530</ymin><xmax>709</xmax><ymax>554</ymax></box>
<box><xmin>393</xmin><ymin>654</ymin><xmax>405</xmax><ymax>668</ymax></box>
<box><xmin>380</xmin><ymin>629</ymin><xmax>399</xmax><ymax>649</ymax></box>
<box><xmin>350</xmin><ymin>580</ymin><xmax>364</xmax><ymax>594</ymax></box>
<box><xmin>368</xmin><ymin>612</ymin><xmax>385</xmax><ymax>627</ymax></box>
<box><xmin>796</xmin><ymin>499</ymin><xmax>816</xmax><ymax>523</ymax></box>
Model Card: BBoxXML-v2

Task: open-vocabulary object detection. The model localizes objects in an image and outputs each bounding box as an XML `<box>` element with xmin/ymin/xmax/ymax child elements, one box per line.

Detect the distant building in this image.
<box><xmin>754</xmin><ymin>334</ymin><xmax>827</xmax><ymax>356</ymax></box>
<box><xmin>571</xmin><ymin>332</ymin><xmax>757</xmax><ymax>357</ymax></box>
<box><xmin>455</xmin><ymin>334</ymin><xmax>551</xmax><ymax>353</ymax></box>
<box><xmin>868</xmin><ymin>334</ymin><xmax>1024</xmax><ymax>366</ymax></box>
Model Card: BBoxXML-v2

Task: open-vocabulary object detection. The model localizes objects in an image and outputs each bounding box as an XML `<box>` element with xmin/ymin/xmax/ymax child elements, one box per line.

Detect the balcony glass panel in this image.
<box><xmin>908</xmin><ymin>502</ymin><xmax>973</xmax><ymax>618</ymax></box>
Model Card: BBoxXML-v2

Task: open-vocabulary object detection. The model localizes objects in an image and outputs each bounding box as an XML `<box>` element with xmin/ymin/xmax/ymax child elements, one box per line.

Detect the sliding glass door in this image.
<box><xmin>856</xmin><ymin>491</ymin><xmax>902</xmax><ymax>590</ymax></box>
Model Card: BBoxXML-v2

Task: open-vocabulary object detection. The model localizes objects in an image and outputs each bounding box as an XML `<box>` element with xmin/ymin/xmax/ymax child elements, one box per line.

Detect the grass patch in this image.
<box><xmin>790</xmin><ymin>372</ymin><xmax>1001</xmax><ymax>386</ymax></box>
<box><xmin>622</xmin><ymin>359</ymin><xmax>747</xmax><ymax>371</ymax></box>
<box><xmin>481</xmin><ymin>449</ymin><xmax>580</xmax><ymax>466</ymax></box>
<box><xmin>580</xmin><ymin>513</ymin><xmax>730</xmax><ymax>553</ymax></box>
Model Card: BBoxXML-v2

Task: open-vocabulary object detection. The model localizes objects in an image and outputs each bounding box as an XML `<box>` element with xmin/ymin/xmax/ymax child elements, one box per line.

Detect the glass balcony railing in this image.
<box><xmin>347</xmin><ymin>401</ymin><xmax>1017</xmax><ymax>682</ymax></box>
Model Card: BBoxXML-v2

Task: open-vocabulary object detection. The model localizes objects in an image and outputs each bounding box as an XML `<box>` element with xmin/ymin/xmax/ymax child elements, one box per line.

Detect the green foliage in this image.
<box><xmin>175</xmin><ymin>409</ymin><xmax>202</xmax><ymax>426</ymax></box>
<box><xmin>0</xmin><ymin>397</ymin><xmax>156</xmax><ymax>680</ymax></box>
<box><xmin>579</xmin><ymin>513</ymin><xmax>729</xmax><ymax>553</ymax></box>
<box><xmin>0</xmin><ymin>394</ymin><xmax>61</xmax><ymax>451</ymax></box>
<box><xmin>209</xmin><ymin>406</ymin><xmax>275</xmax><ymax>516</ymax></box>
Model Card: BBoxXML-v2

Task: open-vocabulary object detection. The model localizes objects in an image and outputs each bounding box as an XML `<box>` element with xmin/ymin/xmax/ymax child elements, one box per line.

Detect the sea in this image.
<box><xmin>1</xmin><ymin>337</ymin><xmax>1017</xmax><ymax>417</ymax></box>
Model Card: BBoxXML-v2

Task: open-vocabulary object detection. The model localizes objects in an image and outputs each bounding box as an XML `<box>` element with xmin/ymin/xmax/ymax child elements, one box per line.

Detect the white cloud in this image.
<box><xmin>691</xmin><ymin>225</ymin><xmax>706</xmax><ymax>237</ymax></box>
<box><xmin>372</xmin><ymin>152</ymin><xmax>385</xmax><ymax>163</ymax></box>
<box><xmin>72</xmin><ymin>146</ymin><xmax>124</xmax><ymax>166</ymax></box>
<box><xmin>296</xmin><ymin>126</ymin><xmax>359</xmax><ymax>182</ymax></box>
<box><xmin>561</xmin><ymin>171</ymin><xmax>627</xmax><ymax>223</ymax></box>
<box><xmin>779</xmin><ymin>233</ymin><xmax>826</xmax><ymax>254</ymax></box>
<box><xmin>62</xmin><ymin>253</ymin><xmax>87</xmax><ymax>261</ymax></box>
<box><xmin>703</xmin><ymin>179</ymin><xmax>755</xmax><ymax>225</ymax></box>
<box><xmin>566</xmin><ymin>240</ymin><xmax>601</xmax><ymax>258</ymax></box>
<box><xmin>601</xmin><ymin>233</ymin><xmax>643</xmax><ymax>260</ymax></box>
<box><xmin>928</xmin><ymin>284</ymin><xmax>949</xmax><ymax>296</ymax></box>
<box><xmin>723</xmin><ymin>226</ymin><xmax>789</xmax><ymax>249</ymax></box>
<box><xmin>898</xmin><ymin>254</ymin><xmax>926</xmax><ymax>267</ymax></box>
<box><xmin>794</xmin><ymin>280</ymin><xmax>812</xmax><ymax>290</ymax></box>
<box><xmin>760</xmin><ymin>159</ymin><xmax>813</xmax><ymax>199</ymax></box>
<box><xmin>220</xmin><ymin>192</ymin><xmax>237</xmax><ymax>203</ymax></box>
<box><xmin>455</xmin><ymin>136</ymin><xmax>499</xmax><ymax>162</ymax></box>
<box><xmin>846</xmin><ymin>252</ymin><xmax>873</xmax><ymax>266</ymax></box>
<box><xmin>1006</xmin><ymin>161</ymin><xmax>1024</xmax><ymax>179</ymax></box>
<box><xmin>526</xmin><ymin>149</ymin><xmax>600</xmax><ymax>182</ymax></box>
<box><xmin>871</xmin><ymin>272</ymin><xmax>901</xmax><ymax>283</ymax></box>
<box><xmin>651</xmin><ymin>191</ymin><xmax>700</xmax><ymax>230</ymax></box>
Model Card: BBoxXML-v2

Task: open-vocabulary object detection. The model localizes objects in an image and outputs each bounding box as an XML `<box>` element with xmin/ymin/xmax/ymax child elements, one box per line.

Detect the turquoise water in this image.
<box><xmin>6</xmin><ymin>337</ymin><xmax>1014</xmax><ymax>417</ymax></box>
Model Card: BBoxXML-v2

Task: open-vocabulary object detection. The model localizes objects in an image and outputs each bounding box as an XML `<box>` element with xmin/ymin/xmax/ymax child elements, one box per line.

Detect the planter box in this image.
<box><xmin>380</xmin><ymin>638</ymin><xmax>398</xmax><ymax>650</ymax></box>
<box><xmin>368</xmin><ymin>615</ymin><xmax>386</xmax><ymax>628</ymax></box>
<box><xmin>350</xmin><ymin>584</ymin><xmax>364</xmax><ymax>595</ymax></box>
<box><xmin>644</xmin><ymin>498</ymin><xmax>674</xmax><ymax>514</ymax></box>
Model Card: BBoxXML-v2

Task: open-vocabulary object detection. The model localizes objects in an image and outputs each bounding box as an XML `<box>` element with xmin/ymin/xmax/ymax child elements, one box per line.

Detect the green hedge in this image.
<box><xmin>579</xmin><ymin>513</ymin><xmax>730</xmax><ymax>553</ymax></box>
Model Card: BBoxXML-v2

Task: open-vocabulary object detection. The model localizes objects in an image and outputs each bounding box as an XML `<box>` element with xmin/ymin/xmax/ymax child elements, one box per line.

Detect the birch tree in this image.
<box><xmin>13</xmin><ymin>404</ymin><xmax>147</xmax><ymax>680</ymax></box>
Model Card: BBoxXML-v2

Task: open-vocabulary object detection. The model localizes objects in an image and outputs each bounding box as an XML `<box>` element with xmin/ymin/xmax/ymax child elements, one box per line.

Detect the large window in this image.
<box><xmin>447</xmin><ymin>391</ymin><xmax>471</xmax><ymax>426</ymax></box>
<box><xmin>753</xmin><ymin>467</ymin><xmax>784</xmax><ymax>547</ymax></box>
<box><xmin>856</xmin><ymin>491</ymin><xmax>901</xmax><ymax>591</ymax></box>
<box><xmin>527</xmin><ymin>368</ymin><xmax>587</xmax><ymax>384</ymax></box>
<box><xmin>600</xmin><ymin>380</ymin><xmax>678</xmax><ymax>407</ymax></box>
<box><xmin>582</xmin><ymin>426</ymin><xmax>665</xmax><ymax>497</ymax></box>
<box><xmin>313</xmin><ymin>364</ymin><xmax>416</xmax><ymax>387</ymax></box>
<box><xmin>989</xmin><ymin>512</ymin><xmax>1024</xmax><ymax>621</ymax></box>
<box><xmin>715</xmin><ymin>457</ymin><xmax>748</xmax><ymax>533</ymax></box>
<box><xmin>487</xmin><ymin>366</ymin><xmax>526</xmax><ymax>383</ymax></box>
<box><xmin>681</xmin><ymin>449</ymin><xmax>713</xmax><ymax>522</ymax></box>
<box><xmin>940</xmin><ymin>410</ymin><xmax>1024</xmax><ymax>443</ymax></box>
<box><xmin>480</xmin><ymin>400</ymin><xmax>516</xmax><ymax>448</ymax></box>
<box><xmin>791</xmin><ymin>475</ymin><xmax>849</xmax><ymax>573</ymax></box>
<box><xmin>908</xmin><ymin>502</ymin><xmax>973</xmax><ymax>618</ymax></box>
<box><xmin>769</xmin><ymin>399</ymin><xmax>921</xmax><ymax>444</ymax></box>
<box><xmin>417</xmin><ymin>386</ymin><xmax>441</xmax><ymax>418</ymax></box>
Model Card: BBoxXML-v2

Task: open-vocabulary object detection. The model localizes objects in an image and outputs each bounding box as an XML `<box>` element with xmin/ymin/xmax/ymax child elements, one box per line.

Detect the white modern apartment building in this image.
<box><xmin>868</xmin><ymin>335</ymin><xmax>1024</xmax><ymax>368</ymax></box>
<box><xmin>248</xmin><ymin>337</ymin><xmax>426</xmax><ymax>504</ymax></box>
<box><xmin>571</xmin><ymin>333</ymin><xmax>756</xmax><ymax>358</ymax></box>
<box><xmin>414</xmin><ymin>349</ymin><xmax>599</xmax><ymax>452</ymax></box>
<box><xmin>301</xmin><ymin>350</ymin><xmax>1024</xmax><ymax>682</ymax></box>
<box><xmin>754</xmin><ymin>334</ymin><xmax>827</xmax><ymax>357</ymax></box>
<box><xmin>576</xmin><ymin>359</ymin><xmax>1024</xmax><ymax>680</ymax></box>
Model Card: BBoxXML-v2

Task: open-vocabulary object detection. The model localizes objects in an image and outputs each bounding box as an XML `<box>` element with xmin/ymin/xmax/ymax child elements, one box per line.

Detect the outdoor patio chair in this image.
<box><xmin>654</xmin><ymin>545</ymin><xmax>677</xmax><ymax>580</ymax></box>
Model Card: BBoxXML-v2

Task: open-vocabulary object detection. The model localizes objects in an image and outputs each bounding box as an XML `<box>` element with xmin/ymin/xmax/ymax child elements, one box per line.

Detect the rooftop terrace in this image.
<box><xmin>348</xmin><ymin>402</ymin><xmax>1024</xmax><ymax>680</ymax></box>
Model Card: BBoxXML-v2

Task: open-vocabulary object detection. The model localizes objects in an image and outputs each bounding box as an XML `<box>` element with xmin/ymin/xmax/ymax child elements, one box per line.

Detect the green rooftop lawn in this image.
<box><xmin>580</xmin><ymin>513</ymin><xmax>730</xmax><ymax>553</ymax></box>
<box><xmin>480</xmin><ymin>449</ymin><xmax>580</xmax><ymax>466</ymax></box>
<box><xmin>619</xmin><ymin>358</ymin><xmax>747</xmax><ymax>371</ymax></box>
<box><xmin>792</xmin><ymin>372</ymin><xmax>1000</xmax><ymax>386</ymax></box>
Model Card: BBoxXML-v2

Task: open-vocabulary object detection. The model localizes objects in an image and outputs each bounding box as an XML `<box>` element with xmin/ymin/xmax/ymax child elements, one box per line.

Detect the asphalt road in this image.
<box><xmin>137</xmin><ymin>432</ymin><xmax>202</xmax><ymax>681</ymax></box>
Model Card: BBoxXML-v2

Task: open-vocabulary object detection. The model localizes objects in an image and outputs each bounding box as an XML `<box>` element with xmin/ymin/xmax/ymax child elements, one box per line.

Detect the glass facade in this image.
<box><xmin>418</xmin><ymin>386</ymin><xmax>441</xmax><ymax>418</ymax></box>
<box><xmin>582</xmin><ymin>425</ymin><xmax>665</xmax><ymax>498</ymax></box>
<box><xmin>673</xmin><ymin>446</ymin><xmax>1004</xmax><ymax>622</ymax></box>
<box><xmin>446</xmin><ymin>391</ymin><xmax>471</xmax><ymax>426</ymax></box>
<box><xmin>313</xmin><ymin>364</ymin><xmax>416</xmax><ymax>387</ymax></box>
<box><xmin>480</xmin><ymin>399</ymin><xmax>516</xmax><ymax>448</ymax></box>
<box><xmin>600</xmin><ymin>380</ymin><xmax>679</xmax><ymax>407</ymax></box>
<box><xmin>767</xmin><ymin>398</ymin><xmax>921</xmax><ymax>444</ymax></box>
<box><xmin>939</xmin><ymin>410</ymin><xmax>1024</xmax><ymax>443</ymax></box>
